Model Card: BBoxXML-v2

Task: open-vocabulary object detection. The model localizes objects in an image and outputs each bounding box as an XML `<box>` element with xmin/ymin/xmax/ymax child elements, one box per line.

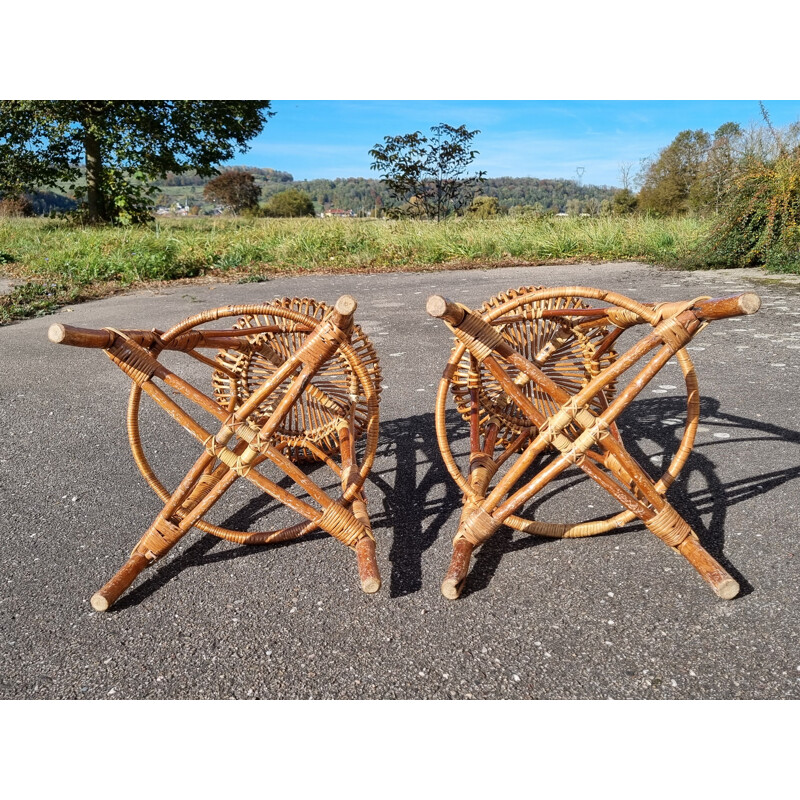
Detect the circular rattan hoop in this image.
<box><xmin>435</xmin><ymin>286</ymin><xmax>699</xmax><ymax>537</ymax></box>
<box><xmin>125</xmin><ymin>299</ymin><xmax>381</xmax><ymax>544</ymax></box>
<box><xmin>450</xmin><ymin>287</ymin><xmax>618</xmax><ymax>449</ymax></box>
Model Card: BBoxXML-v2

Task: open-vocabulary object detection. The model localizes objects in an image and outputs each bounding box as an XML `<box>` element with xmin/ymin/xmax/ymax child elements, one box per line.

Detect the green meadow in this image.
<box><xmin>0</xmin><ymin>214</ymin><xmax>713</xmax><ymax>324</ymax></box>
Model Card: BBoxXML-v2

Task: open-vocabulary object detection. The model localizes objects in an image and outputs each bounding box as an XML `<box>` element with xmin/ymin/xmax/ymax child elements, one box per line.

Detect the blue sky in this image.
<box><xmin>226</xmin><ymin>100</ymin><xmax>800</xmax><ymax>189</ymax></box>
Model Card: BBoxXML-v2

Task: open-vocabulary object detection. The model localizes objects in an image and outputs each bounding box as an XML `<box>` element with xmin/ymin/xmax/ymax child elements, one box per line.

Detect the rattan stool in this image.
<box><xmin>427</xmin><ymin>286</ymin><xmax>761</xmax><ymax>600</ymax></box>
<box><xmin>49</xmin><ymin>295</ymin><xmax>382</xmax><ymax>611</ymax></box>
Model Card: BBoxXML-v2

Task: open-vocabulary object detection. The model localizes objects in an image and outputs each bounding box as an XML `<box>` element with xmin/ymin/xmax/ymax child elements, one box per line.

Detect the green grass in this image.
<box><xmin>0</xmin><ymin>215</ymin><xmax>712</xmax><ymax>324</ymax></box>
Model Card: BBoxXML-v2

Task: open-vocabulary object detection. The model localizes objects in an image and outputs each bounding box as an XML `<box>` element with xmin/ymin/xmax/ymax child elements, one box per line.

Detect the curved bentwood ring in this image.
<box><xmin>428</xmin><ymin>285</ymin><xmax>761</xmax><ymax>601</ymax></box>
<box><xmin>49</xmin><ymin>295</ymin><xmax>382</xmax><ymax>611</ymax></box>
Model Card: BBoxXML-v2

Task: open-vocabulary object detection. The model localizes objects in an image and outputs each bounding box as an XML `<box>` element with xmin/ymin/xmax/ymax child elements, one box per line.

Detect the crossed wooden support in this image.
<box><xmin>49</xmin><ymin>295</ymin><xmax>382</xmax><ymax>611</ymax></box>
<box><xmin>427</xmin><ymin>286</ymin><xmax>761</xmax><ymax>600</ymax></box>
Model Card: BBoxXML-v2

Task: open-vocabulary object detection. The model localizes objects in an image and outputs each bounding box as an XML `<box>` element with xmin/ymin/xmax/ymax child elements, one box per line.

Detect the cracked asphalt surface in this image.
<box><xmin>1</xmin><ymin>261</ymin><xmax>799</xmax><ymax>699</ymax></box>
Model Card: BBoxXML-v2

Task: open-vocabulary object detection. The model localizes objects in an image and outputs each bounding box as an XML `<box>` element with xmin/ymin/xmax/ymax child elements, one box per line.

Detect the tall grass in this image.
<box><xmin>1</xmin><ymin>215</ymin><xmax>710</xmax><ymax>323</ymax></box>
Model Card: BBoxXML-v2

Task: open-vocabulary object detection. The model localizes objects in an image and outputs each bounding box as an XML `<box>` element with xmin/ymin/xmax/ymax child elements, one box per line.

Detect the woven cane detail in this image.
<box><xmin>654</xmin><ymin>316</ymin><xmax>692</xmax><ymax>353</ymax></box>
<box><xmin>204</xmin><ymin>437</ymin><xmax>254</xmax><ymax>478</ymax></box>
<box><xmin>184</xmin><ymin>473</ymin><xmax>221</xmax><ymax>505</ymax></box>
<box><xmin>547</xmin><ymin>397</ymin><xmax>583</xmax><ymax>433</ymax></box>
<box><xmin>646</xmin><ymin>504</ymin><xmax>692</xmax><ymax>547</ymax></box>
<box><xmin>651</xmin><ymin>296</ymin><xmax>711</xmax><ymax>323</ymax></box>
<box><xmin>606</xmin><ymin>307</ymin><xmax>642</xmax><ymax>329</ymax></box>
<box><xmin>457</xmin><ymin>507</ymin><xmax>500</xmax><ymax>547</ymax></box>
<box><xmin>318</xmin><ymin>502</ymin><xmax>366</xmax><ymax>548</ymax></box>
<box><xmin>222</xmin><ymin>414</ymin><xmax>262</xmax><ymax>447</ymax></box>
<box><xmin>138</xmin><ymin>517</ymin><xmax>182</xmax><ymax>557</ymax></box>
<box><xmin>105</xmin><ymin>331</ymin><xmax>159</xmax><ymax>385</ymax></box>
<box><xmin>296</xmin><ymin>324</ymin><xmax>348</xmax><ymax>368</ymax></box>
<box><xmin>557</xmin><ymin>417</ymin><xmax>611</xmax><ymax>465</ymax></box>
<box><xmin>453</xmin><ymin>311</ymin><xmax>505</xmax><ymax>362</ymax></box>
<box><xmin>469</xmin><ymin>452</ymin><xmax>499</xmax><ymax>480</ymax></box>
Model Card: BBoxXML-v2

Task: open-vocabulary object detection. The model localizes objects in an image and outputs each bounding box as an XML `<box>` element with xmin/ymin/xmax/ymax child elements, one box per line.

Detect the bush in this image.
<box><xmin>611</xmin><ymin>189</ymin><xmax>638</xmax><ymax>216</ymax></box>
<box><xmin>467</xmin><ymin>196</ymin><xmax>501</xmax><ymax>218</ymax></box>
<box><xmin>692</xmin><ymin>146</ymin><xmax>800</xmax><ymax>271</ymax></box>
<box><xmin>262</xmin><ymin>189</ymin><xmax>315</xmax><ymax>218</ymax></box>
<box><xmin>0</xmin><ymin>195</ymin><xmax>34</xmax><ymax>217</ymax></box>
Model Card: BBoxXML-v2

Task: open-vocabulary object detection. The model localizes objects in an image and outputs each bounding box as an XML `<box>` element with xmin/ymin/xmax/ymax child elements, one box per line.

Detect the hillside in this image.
<box><xmin>24</xmin><ymin>167</ymin><xmax>617</xmax><ymax>216</ymax></box>
<box><xmin>153</xmin><ymin>169</ymin><xmax>616</xmax><ymax>216</ymax></box>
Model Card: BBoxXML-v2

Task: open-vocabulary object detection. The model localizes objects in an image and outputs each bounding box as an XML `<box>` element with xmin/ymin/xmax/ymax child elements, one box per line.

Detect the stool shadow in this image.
<box><xmin>366</xmin><ymin>411</ymin><xmax>466</xmax><ymax>597</ymax></box>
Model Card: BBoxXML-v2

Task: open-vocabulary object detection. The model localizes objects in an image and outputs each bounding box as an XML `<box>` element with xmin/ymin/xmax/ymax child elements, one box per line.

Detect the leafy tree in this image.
<box><xmin>637</xmin><ymin>129</ymin><xmax>710</xmax><ymax>215</ymax></box>
<box><xmin>203</xmin><ymin>170</ymin><xmax>261</xmax><ymax>213</ymax></box>
<box><xmin>692</xmin><ymin>122</ymin><xmax>743</xmax><ymax>213</ymax></box>
<box><xmin>611</xmin><ymin>188</ymin><xmax>638</xmax><ymax>215</ymax></box>
<box><xmin>565</xmin><ymin>198</ymin><xmax>583</xmax><ymax>216</ymax></box>
<box><xmin>583</xmin><ymin>197</ymin><xmax>602</xmax><ymax>217</ymax></box>
<box><xmin>369</xmin><ymin>123</ymin><xmax>486</xmax><ymax>221</ymax></box>
<box><xmin>262</xmin><ymin>188</ymin><xmax>315</xmax><ymax>217</ymax></box>
<box><xmin>0</xmin><ymin>101</ymin><xmax>273</xmax><ymax>223</ymax></box>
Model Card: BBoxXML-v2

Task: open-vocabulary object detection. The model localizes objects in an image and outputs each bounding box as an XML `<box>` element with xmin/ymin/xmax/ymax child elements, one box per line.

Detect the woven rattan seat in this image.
<box><xmin>427</xmin><ymin>285</ymin><xmax>761</xmax><ymax>600</ymax></box>
<box><xmin>49</xmin><ymin>295</ymin><xmax>382</xmax><ymax>611</ymax></box>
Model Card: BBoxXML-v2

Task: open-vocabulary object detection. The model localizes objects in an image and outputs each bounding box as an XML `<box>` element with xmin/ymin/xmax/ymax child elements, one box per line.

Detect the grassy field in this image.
<box><xmin>0</xmin><ymin>215</ymin><xmax>713</xmax><ymax>324</ymax></box>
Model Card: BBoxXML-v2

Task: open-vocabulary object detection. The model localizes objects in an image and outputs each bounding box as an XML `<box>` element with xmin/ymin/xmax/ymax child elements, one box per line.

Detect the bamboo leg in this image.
<box><xmin>355</xmin><ymin>536</ymin><xmax>380</xmax><ymax>594</ymax></box>
<box><xmin>441</xmin><ymin>419</ymin><xmax>497</xmax><ymax>599</ymax></box>
<box><xmin>90</xmin><ymin>552</ymin><xmax>152</xmax><ymax>612</ymax></box>
<box><xmin>441</xmin><ymin>538</ymin><xmax>475</xmax><ymax>600</ymax></box>
<box><xmin>677</xmin><ymin>534</ymin><xmax>740</xmax><ymax>599</ymax></box>
<box><xmin>339</xmin><ymin>419</ymin><xmax>380</xmax><ymax>593</ymax></box>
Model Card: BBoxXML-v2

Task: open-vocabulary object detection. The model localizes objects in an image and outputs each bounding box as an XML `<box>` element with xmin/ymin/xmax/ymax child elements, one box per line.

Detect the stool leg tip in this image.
<box><xmin>715</xmin><ymin>578</ymin><xmax>740</xmax><ymax>600</ymax></box>
<box><xmin>441</xmin><ymin>578</ymin><xmax>463</xmax><ymax>600</ymax></box>
<box><xmin>361</xmin><ymin>576</ymin><xmax>381</xmax><ymax>594</ymax></box>
<box><xmin>90</xmin><ymin>593</ymin><xmax>110</xmax><ymax>612</ymax></box>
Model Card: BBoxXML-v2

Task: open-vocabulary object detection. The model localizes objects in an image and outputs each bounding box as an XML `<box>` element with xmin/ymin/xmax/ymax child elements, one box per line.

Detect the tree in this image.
<box><xmin>637</xmin><ymin>129</ymin><xmax>710</xmax><ymax>215</ymax></box>
<box><xmin>203</xmin><ymin>170</ymin><xmax>261</xmax><ymax>213</ymax></box>
<box><xmin>611</xmin><ymin>188</ymin><xmax>638</xmax><ymax>215</ymax></box>
<box><xmin>0</xmin><ymin>101</ymin><xmax>273</xmax><ymax>223</ymax></box>
<box><xmin>693</xmin><ymin>122</ymin><xmax>743</xmax><ymax>213</ymax></box>
<box><xmin>262</xmin><ymin>188</ymin><xmax>316</xmax><ymax>217</ymax></box>
<box><xmin>369</xmin><ymin>123</ymin><xmax>486</xmax><ymax>221</ymax></box>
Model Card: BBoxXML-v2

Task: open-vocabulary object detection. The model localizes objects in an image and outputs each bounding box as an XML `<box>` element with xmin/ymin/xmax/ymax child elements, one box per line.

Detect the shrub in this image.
<box><xmin>262</xmin><ymin>189</ymin><xmax>315</xmax><ymax>218</ymax></box>
<box><xmin>467</xmin><ymin>195</ymin><xmax>501</xmax><ymax>218</ymax></box>
<box><xmin>692</xmin><ymin>146</ymin><xmax>800</xmax><ymax>271</ymax></box>
<box><xmin>0</xmin><ymin>195</ymin><xmax>34</xmax><ymax>217</ymax></box>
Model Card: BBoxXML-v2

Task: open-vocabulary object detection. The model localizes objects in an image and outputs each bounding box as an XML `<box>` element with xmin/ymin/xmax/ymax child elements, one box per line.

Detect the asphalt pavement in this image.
<box><xmin>1</xmin><ymin>261</ymin><xmax>799</xmax><ymax>699</ymax></box>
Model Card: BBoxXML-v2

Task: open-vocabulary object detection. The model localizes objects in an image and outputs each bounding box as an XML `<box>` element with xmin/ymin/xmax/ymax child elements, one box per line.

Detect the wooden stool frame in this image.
<box><xmin>49</xmin><ymin>295</ymin><xmax>382</xmax><ymax>611</ymax></box>
<box><xmin>427</xmin><ymin>286</ymin><xmax>761</xmax><ymax>601</ymax></box>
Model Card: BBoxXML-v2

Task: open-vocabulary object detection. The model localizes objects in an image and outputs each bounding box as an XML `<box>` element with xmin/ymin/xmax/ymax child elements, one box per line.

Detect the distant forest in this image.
<box><xmin>28</xmin><ymin>166</ymin><xmax>617</xmax><ymax>217</ymax></box>
<box><xmin>155</xmin><ymin>168</ymin><xmax>616</xmax><ymax>215</ymax></box>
